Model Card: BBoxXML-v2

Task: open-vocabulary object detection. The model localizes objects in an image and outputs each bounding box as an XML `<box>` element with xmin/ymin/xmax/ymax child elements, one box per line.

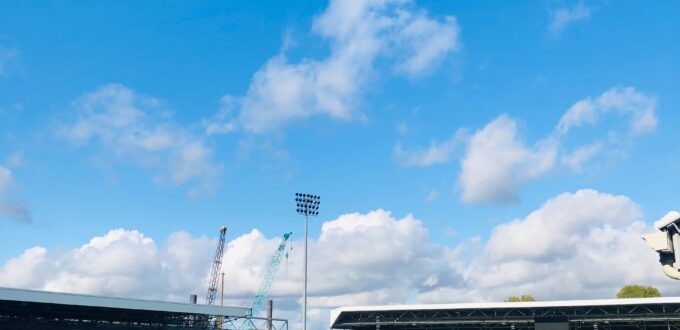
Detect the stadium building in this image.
<box><xmin>0</xmin><ymin>286</ymin><xmax>288</xmax><ymax>330</ymax></box>
<box><xmin>330</xmin><ymin>297</ymin><xmax>680</xmax><ymax>330</ymax></box>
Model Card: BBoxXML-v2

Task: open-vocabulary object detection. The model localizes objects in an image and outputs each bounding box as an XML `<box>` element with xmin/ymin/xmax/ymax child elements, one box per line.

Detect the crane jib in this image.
<box><xmin>250</xmin><ymin>232</ymin><xmax>293</xmax><ymax>317</ymax></box>
<box><xmin>205</xmin><ymin>226</ymin><xmax>227</xmax><ymax>305</ymax></box>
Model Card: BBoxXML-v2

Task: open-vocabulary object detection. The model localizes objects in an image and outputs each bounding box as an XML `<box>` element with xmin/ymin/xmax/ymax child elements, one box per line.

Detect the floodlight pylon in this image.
<box><xmin>295</xmin><ymin>193</ymin><xmax>320</xmax><ymax>330</ymax></box>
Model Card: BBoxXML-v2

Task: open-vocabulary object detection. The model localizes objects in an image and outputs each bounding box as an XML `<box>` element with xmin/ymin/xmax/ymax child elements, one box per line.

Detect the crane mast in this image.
<box><xmin>250</xmin><ymin>232</ymin><xmax>292</xmax><ymax>316</ymax></box>
<box><xmin>205</xmin><ymin>226</ymin><xmax>227</xmax><ymax>305</ymax></box>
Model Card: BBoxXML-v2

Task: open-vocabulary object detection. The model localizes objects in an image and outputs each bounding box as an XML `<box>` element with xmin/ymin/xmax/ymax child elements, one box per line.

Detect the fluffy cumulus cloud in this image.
<box><xmin>459</xmin><ymin>116</ymin><xmax>557</xmax><ymax>203</ymax></box>
<box><xmin>60</xmin><ymin>84</ymin><xmax>222</xmax><ymax>196</ymax></box>
<box><xmin>484</xmin><ymin>189</ymin><xmax>642</xmax><ymax>262</ymax></box>
<box><xmin>220</xmin><ymin>209</ymin><xmax>463</xmax><ymax>325</ymax></box>
<box><xmin>397</xmin><ymin>86</ymin><xmax>658</xmax><ymax>204</ymax></box>
<box><xmin>550</xmin><ymin>3</ymin><xmax>595</xmax><ymax>34</ymax></box>
<box><xmin>208</xmin><ymin>0</ymin><xmax>460</xmax><ymax>133</ymax></box>
<box><xmin>0</xmin><ymin>210</ymin><xmax>462</xmax><ymax>328</ymax></box>
<box><xmin>445</xmin><ymin>190</ymin><xmax>675</xmax><ymax>302</ymax></box>
<box><xmin>1</xmin><ymin>191</ymin><xmax>675</xmax><ymax>328</ymax></box>
<box><xmin>0</xmin><ymin>164</ymin><xmax>30</xmax><ymax>223</ymax></box>
<box><xmin>0</xmin><ymin>229</ymin><xmax>214</xmax><ymax>301</ymax></box>
<box><xmin>459</xmin><ymin>87</ymin><xmax>656</xmax><ymax>204</ymax></box>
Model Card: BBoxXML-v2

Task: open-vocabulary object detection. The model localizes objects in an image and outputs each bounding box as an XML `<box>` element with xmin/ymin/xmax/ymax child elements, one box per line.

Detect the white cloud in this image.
<box><xmin>209</xmin><ymin>0</ymin><xmax>460</xmax><ymax>133</ymax></box>
<box><xmin>60</xmin><ymin>84</ymin><xmax>222</xmax><ymax>196</ymax></box>
<box><xmin>459</xmin><ymin>116</ymin><xmax>557</xmax><ymax>203</ymax></box>
<box><xmin>401</xmin><ymin>86</ymin><xmax>658</xmax><ymax>204</ymax></box>
<box><xmin>561</xmin><ymin>143</ymin><xmax>602</xmax><ymax>172</ymax></box>
<box><xmin>394</xmin><ymin>131</ymin><xmax>464</xmax><ymax>167</ymax></box>
<box><xmin>459</xmin><ymin>87</ymin><xmax>656</xmax><ymax>204</ymax></box>
<box><xmin>0</xmin><ymin>247</ymin><xmax>48</xmax><ymax>288</ymax></box>
<box><xmin>0</xmin><ymin>209</ymin><xmax>462</xmax><ymax>326</ymax></box>
<box><xmin>550</xmin><ymin>3</ymin><xmax>594</xmax><ymax>34</ymax></box>
<box><xmin>0</xmin><ymin>228</ymin><xmax>214</xmax><ymax>301</ymax></box>
<box><xmin>221</xmin><ymin>209</ymin><xmax>459</xmax><ymax>310</ymax></box>
<box><xmin>205</xmin><ymin>96</ymin><xmax>239</xmax><ymax>135</ymax></box>
<box><xmin>2</xmin><ymin>193</ymin><xmax>674</xmax><ymax>326</ymax></box>
<box><xmin>557</xmin><ymin>86</ymin><xmax>658</xmax><ymax>135</ymax></box>
<box><xmin>0</xmin><ymin>164</ymin><xmax>30</xmax><ymax>223</ymax></box>
<box><xmin>413</xmin><ymin>190</ymin><xmax>675</xmax><ymax>303</ymax></box>
<box><xmin>484</xmin><ymin>189</ymin><xmax>641</xmax><ymax>262</ymax></box>
<box><xmin>391</xmin><ymin>12</ymin><xmax>460</xmax><ymax>76</ymax></box>
<box><xmin>311</xmin><ymin>210</ymin><xmax>457</xmax><ymax>299</ymax></box>
<box><xmin>454</xmin><ymin>190</ymin><xmax>673</xmax><ymax>302</ymax></box>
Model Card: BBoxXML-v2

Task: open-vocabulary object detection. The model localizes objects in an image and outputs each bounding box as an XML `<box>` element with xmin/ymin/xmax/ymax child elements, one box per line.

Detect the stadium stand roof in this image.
<box><xmin>0</xmin><ymin>286</ymin><xmax>250</xmax><ymax>329</ymax></box>
<box><xmin>330</xmin><ymin>297</ymin><xmax>680</xmax><ymax>329</ymax></box>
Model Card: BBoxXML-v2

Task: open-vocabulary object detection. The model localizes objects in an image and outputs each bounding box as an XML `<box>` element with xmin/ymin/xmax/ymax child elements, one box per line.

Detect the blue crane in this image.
<box><xmin>250</xmin><ymin>232</ymin><xmax>293</xmax><ymax>317</ymax></box>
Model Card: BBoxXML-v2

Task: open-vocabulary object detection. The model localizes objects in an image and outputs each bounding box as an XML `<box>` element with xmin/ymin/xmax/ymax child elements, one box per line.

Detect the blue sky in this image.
<box><xmin>1</xmin><ymin>0</ymin><xmax>680</xmax><ymax>326</ymax></box>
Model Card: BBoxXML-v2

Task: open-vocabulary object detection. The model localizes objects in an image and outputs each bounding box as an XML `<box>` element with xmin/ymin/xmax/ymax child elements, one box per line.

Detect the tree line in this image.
<box><xmin>505</xmin><ymin>284</ymin><xmax>661</xmax><ymax>302</ymax></box>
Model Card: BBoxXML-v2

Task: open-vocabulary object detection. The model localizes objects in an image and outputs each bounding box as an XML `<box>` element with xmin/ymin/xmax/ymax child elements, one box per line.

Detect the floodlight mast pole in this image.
<box><xmin>303</xmin><ymin>212</ymin><xmax>308</xmax><ymax>330</ymax></box>
<box><xmin>295</xmin><ymin>193</ymin><xmax>320</xmax><ymax>330</ymax></box>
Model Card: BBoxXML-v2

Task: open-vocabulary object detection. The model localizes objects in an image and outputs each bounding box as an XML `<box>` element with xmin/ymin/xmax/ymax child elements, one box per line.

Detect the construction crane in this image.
<box><xmin>205</xmin><ymin>226</ymin><xmax>227</xmax><ymax>305</ymax></box>
<box><xmin>250</xmin><ymin>232</ymin><xmax>293</xmax><ymax>317</ymax></box>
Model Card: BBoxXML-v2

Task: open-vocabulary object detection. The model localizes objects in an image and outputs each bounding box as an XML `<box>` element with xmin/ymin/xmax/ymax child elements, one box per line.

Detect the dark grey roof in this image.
<box><xmin>331</xmin><ymin>297</ymin><xmax>680</xmax><ymax>329</ymax></box>
<box><xmin>0</xmin><ymin>286</ymin><xmax>250</xmax><ymax>317</ymax></box>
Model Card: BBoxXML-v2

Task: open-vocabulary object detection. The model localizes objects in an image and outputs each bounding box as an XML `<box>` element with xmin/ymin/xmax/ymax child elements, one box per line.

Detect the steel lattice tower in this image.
<box><xmin>205</xmin><ymin>226</ymin><xmax>227</xmax><ymax>305</ymax></box>
<box><xmin>250</xmin><ymin>232</ymin><xmax>293</xmax><ymax>317</ymax></box>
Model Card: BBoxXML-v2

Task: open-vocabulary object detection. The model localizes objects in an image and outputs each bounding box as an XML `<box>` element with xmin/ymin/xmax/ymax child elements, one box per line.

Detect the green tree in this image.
<box><xmin>505</xmin><ymin>295</ymin><xmax>536</xmax><ymax>302</ymax></box>
<box><xmin>616</xmin><ymin>285</ymin><xmax>661</xmax><ymax>298</ymax></box>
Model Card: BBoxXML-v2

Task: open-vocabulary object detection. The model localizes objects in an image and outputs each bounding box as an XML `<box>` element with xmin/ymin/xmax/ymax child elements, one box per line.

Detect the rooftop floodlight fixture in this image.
<box><xmin>295</xmin><ymin>192</ymin><xmax>320</xmax><ymax>330</ymax></box>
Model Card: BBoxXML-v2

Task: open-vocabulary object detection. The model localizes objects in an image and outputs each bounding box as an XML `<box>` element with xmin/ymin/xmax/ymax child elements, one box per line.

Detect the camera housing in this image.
<box><xmin>642</xmin><ymin>211</ymin><xmax>680</xmax><ymax>280</ymax></box>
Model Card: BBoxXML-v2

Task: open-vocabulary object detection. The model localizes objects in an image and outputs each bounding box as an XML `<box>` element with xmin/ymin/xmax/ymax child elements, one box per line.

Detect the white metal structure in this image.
<box><xmin>295</xmin><ymin>193</ymin><xmax>320</xmax><ymax>330</ymax></box>
<box><xmin>643</xmin><ymin>210</ymin><xmax>680</xmax><ymax>279</ymax></box>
